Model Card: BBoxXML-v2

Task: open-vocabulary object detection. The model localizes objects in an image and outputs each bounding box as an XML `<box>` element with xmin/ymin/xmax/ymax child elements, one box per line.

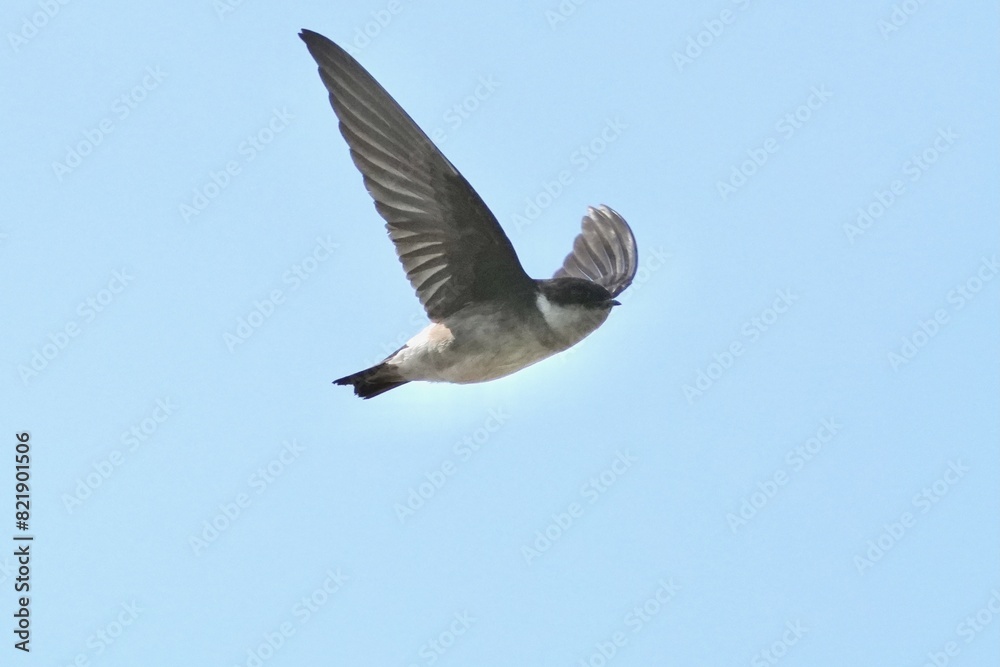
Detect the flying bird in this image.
<box><xmin>299</xmin><ymin>29</ymin><xmax>638</xmax><ymax>399</ymax></box>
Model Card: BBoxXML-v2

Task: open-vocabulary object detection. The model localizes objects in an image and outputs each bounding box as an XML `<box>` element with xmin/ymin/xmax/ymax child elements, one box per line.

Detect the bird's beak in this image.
<box><xmin>608</xmin><ymin>299</ymin><xmax>621</xmax><ymax>307</ymax></box>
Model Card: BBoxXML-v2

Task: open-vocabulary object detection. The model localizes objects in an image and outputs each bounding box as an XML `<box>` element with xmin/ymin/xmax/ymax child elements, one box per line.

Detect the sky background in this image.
<box><xmin>2</xmin><ymin>0</ymin><xmax>998</xmax><ymax>665</ymax></box>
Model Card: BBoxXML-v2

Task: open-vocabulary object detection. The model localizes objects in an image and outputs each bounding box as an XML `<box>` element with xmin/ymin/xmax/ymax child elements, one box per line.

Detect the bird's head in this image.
<box><xmin>540</xmin><ymin>277</ymin><xmax>620</xmax><ymax>310</ymax></box>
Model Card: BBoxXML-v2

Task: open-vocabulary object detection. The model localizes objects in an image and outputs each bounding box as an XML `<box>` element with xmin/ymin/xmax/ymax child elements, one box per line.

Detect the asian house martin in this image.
<box><xmin>299</xmin><ymin>29</ymin><xmax>638</xmax><ymax>399</ymax></box>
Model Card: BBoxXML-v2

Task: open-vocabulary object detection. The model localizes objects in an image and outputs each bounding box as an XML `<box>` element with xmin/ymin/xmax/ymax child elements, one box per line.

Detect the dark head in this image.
<box><xmin>537</xmin><ymin>278</ymin><xmax>620</xmax><ymax>310</ymax></box>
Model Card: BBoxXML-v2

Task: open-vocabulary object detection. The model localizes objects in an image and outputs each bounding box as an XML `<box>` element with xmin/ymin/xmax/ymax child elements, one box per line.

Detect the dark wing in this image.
<box><xmin>553</xmin><ymin>205</ymin><xmax>638</xmax><ymax>297</ymax></box>
<box><xmin>299</xmin><ymin>30</ymin><xmax>534</xmax><ymax>321</ymax></box>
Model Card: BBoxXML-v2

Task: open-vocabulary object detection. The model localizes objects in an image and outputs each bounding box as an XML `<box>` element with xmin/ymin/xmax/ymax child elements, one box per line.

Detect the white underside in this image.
<box><xmin>389</xmin><ymin>321</ymin><xmax>555</xmax><ymax>384</ymax></box>
<box><xmin>386</xmin><ymin>297</ymin><xmax>609</xmax><ymax>385</ymax></box>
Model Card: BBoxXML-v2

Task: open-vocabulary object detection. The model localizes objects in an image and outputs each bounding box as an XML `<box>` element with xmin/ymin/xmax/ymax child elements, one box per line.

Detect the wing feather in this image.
<box><xmin>300</xmin><ymin>30</ymin><xmax>534</xmax><ymax>320</ymax></box>
<box><xmin>553</xmin><ymin>205</ymin><xmax>638</xmax><ymax>297</ymax></box>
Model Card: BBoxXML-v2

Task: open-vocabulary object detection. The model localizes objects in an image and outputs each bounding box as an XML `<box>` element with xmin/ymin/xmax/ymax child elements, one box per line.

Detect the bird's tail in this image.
<box><xmin>334</xmin><ymin>362</ymin><xmax>409</xmax><ymax>399</ymax></box>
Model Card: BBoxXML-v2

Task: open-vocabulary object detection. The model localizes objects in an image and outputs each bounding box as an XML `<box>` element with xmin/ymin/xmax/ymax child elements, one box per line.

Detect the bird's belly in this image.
<box><xmin>390</xmin><ymin>320</ymin><xmax>561</xmax><ymax>384</ymax></box>
<box><xmin>438</xmin><ymin>338</ymin><xmax>555</xmax><ymax>383</ymax></box>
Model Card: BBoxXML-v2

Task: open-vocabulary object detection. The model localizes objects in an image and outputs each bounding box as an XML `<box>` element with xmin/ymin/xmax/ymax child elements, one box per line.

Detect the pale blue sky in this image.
<box><xmin>2</xmin><ymin>1</ymin><xmax>998</xmax><ymax>665</ymax></box>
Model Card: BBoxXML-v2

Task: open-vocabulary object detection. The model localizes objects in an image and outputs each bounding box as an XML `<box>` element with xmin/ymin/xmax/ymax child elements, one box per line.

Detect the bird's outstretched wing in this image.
<box><xmin>300</xmin><ymin>30</ymin><xmax>535</xmax><ymax>321</ymax></box>
<box><xmin>553</xmin><ymin>205</ymin><xmax>638</xmax><ymax>297</ymax></box>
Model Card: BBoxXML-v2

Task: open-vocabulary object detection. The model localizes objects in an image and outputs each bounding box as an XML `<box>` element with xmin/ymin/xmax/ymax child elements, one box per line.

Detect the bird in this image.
<box><xmin>299</xmin><ymin>29</ymin><xmax>638</xmax><ymax>399</ymax></box>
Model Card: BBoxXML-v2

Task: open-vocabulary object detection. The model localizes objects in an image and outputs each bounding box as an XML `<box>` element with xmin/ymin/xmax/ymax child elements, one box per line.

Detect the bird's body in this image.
<box><xmin>299</xmin><ymin>29</ymin><xmax>639</xmax><ymax>398</ymax></box>
<box><xmin>391</xmin><ymin>289</ymin><xmax>612</xmax><ymax>385</ymax></box>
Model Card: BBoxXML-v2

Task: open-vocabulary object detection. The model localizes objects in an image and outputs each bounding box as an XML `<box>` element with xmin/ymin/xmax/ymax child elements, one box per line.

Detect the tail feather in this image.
<box><xmin>334</xmin><ymin>362</ymin><xmax>409</xmax><ymax>399</ymax></box>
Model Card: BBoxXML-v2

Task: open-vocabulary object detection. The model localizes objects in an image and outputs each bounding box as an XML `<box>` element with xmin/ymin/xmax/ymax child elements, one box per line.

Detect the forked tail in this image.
<box><xmin>333</xmin><ymin>362</ymin><xmax>409</xmax><ymax>399</ymax></box>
